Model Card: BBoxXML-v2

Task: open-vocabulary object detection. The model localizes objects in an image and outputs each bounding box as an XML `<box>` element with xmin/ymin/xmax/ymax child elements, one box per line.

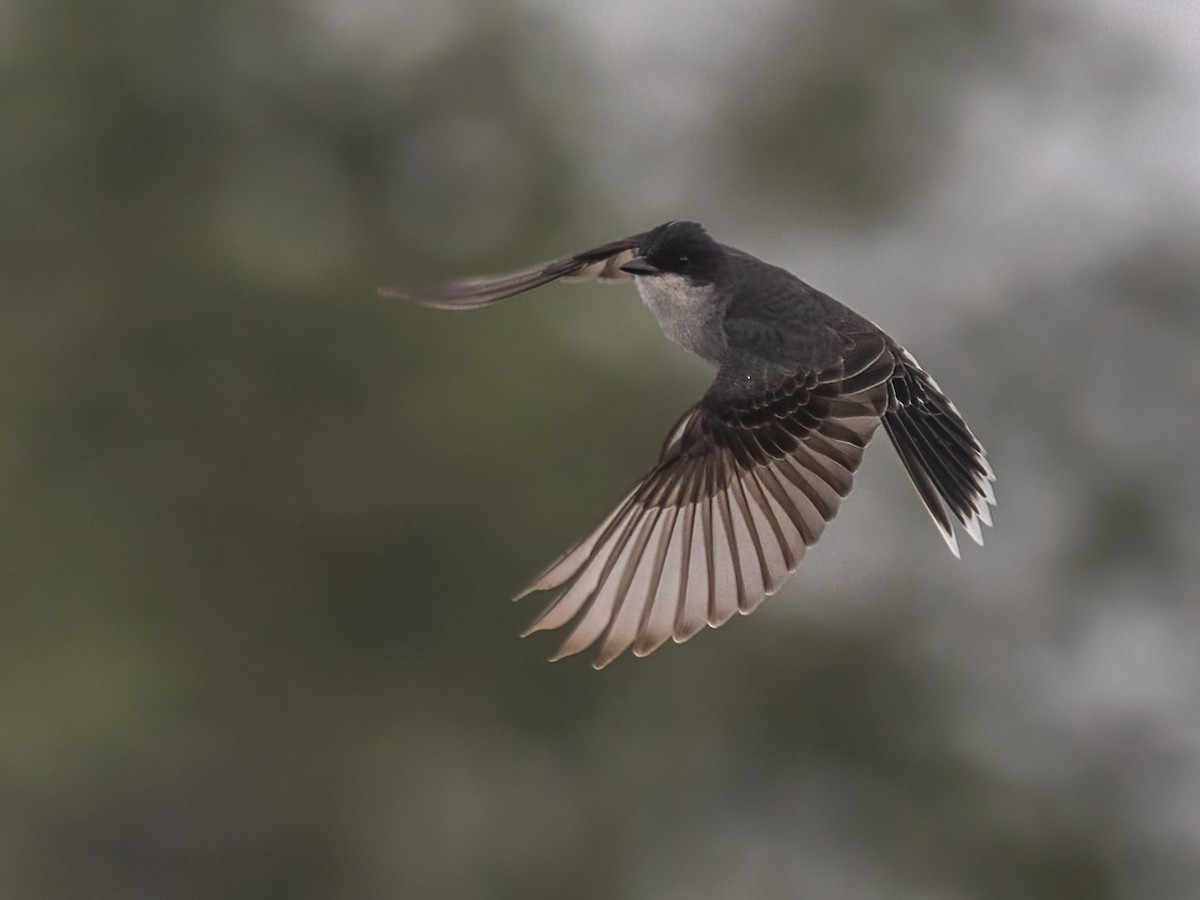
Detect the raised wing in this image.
<box><xmin>379</xmin><ymin>234</ymin><xmax>645</xmax><ymax>310</ymax></box>
<box><xmin>518</xmin><ymin>326</ymin><xmax>896</xmax><ymax>668</ymax></box>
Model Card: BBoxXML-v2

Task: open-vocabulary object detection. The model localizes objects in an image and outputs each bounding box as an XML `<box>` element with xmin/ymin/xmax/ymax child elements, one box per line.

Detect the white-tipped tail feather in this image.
<box><xmin>882</xmin><ymin>346</ymin><xmax>996</xmax><ymax>557</ymax></box>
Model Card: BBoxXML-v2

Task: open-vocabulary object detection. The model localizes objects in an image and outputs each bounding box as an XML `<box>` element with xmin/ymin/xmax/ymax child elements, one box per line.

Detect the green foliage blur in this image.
<box><xmin>3</xmin><ymin>1</ymin><xmax>1198</xmax><ymax>897</ymax></box>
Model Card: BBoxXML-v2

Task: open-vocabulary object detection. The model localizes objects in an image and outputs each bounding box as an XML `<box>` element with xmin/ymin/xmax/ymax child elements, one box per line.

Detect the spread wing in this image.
<box><xmin>379</xmin><ymin>234</ymin><xmax>645</xmax><ymax>310</ymax></box>
<box><xmin>518</xmin><ymin>326</ymin><xmax>896</xmax><ymax>669</ymax></box>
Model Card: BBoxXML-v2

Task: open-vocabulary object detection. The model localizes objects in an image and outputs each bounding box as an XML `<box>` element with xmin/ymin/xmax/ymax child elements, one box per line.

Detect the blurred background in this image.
<box><xmin>2</xmin><ymin>1</ymin><xmax>1199</xmax><ymax>897</ymax></box>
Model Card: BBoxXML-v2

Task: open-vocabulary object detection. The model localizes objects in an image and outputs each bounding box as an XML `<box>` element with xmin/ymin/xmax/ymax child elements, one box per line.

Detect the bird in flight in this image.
<box><xmin>382</xmin><ymin>222</ymin><xmax>995</xmax><ymax>668</ymax></box>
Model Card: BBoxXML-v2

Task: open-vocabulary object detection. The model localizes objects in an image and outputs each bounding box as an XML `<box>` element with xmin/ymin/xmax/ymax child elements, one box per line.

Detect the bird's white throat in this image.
<box><xmin>633</xmin><ymin>273</ymin><xmax>725</xmax><ymax>363</ymax></box>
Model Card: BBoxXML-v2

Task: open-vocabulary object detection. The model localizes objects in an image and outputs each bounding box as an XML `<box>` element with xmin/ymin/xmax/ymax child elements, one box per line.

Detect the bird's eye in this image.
<box><xmin>678</xmin><ymin>254</ymin><xmax>689</xmax><ymax>265</ymax></box>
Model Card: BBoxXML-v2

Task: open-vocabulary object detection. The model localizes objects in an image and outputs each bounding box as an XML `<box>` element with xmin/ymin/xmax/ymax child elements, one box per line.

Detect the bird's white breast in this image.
<box><xmin>634</xmin><ymin>273</ymin><xmax>726</xmax><ymax>363</ymax></box>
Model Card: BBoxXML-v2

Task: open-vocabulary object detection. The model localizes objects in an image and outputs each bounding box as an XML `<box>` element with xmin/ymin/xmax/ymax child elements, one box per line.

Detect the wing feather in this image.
<box><xmin>380</xmin><ymin>236</ymin><xmax>644</xmax><ymax>310</ymax></box>
<box><xmin>520</xmin><ymin>328</ymin><xmax>895</xmax><ymax>667</ymax></box>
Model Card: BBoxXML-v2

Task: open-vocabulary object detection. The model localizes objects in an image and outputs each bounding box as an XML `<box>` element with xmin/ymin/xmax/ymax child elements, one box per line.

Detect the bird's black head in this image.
<box><xmin>621</xmin><ymin>221</ymin><xmax>724</xmax><ymax>284</ymax></box>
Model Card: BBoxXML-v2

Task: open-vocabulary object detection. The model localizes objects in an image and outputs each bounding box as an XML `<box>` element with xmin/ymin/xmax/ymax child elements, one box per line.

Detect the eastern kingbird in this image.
<box><xmin>382</xmin><ymin>222</ymin><xmax>995</xmax><ymax>668</ymax></box>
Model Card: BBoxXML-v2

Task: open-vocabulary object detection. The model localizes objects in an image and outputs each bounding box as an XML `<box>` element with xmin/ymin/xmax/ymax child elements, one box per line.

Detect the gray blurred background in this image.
<box><xmin>2</xmin><ymin>1</ymin><xmax>1199</xmax><ymax>897</ymax></box>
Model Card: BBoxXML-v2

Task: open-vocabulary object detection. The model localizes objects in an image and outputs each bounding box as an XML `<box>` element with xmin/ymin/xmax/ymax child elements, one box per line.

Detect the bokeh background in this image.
<box><xmin>3</xmin><ymin>1</ymin><xmax>1199</xmax><ymax>897</ymax></box>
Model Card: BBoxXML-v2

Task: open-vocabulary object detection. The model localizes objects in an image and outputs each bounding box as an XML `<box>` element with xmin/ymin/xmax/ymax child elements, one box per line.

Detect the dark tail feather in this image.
<box><xmin>882</xmin><ymin>345</ymin><xmax>996</xmax><ymax>556</ymax></box>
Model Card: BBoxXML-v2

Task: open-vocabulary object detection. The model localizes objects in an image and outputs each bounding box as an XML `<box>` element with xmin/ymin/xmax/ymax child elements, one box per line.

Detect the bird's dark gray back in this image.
<box><xmin>719</xmin><ymin>247</ymin><xmax>865</xmax><ymax>372</ymax></box>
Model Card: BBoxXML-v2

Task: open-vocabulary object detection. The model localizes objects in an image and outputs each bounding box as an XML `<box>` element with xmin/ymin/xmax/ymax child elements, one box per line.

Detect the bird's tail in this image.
<box><xmin>882</xmin><ymin>345</ymin><xmax>995</xmax><ymax>556</ymax></box>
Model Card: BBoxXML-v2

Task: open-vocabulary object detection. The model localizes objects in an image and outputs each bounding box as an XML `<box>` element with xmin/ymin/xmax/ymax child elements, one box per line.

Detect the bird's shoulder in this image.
<box><xmin>658</xmin><ymin>319</ymin><xmax>893</xmax><ymax>479</ymax></box>
<box><xmin>705</xmin><ymin>313</ymin><xmax>892</xmax><ymax>423</ymax></box>
<box><xmin>714</xmin><ymin>250</ymin><xmax>874</xmax><ymax>376</ymax></box>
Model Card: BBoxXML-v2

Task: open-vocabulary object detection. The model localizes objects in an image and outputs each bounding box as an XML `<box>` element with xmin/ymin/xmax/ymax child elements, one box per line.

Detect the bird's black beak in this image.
<box><xmin>619</xmin><ymin>256</ymin><xmax>658</xmax><ymax>276</ymax></box>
